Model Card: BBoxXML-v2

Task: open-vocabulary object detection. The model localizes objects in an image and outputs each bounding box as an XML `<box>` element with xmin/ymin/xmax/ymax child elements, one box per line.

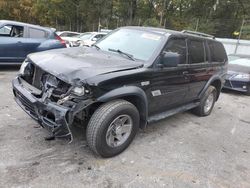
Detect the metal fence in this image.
<box><xmin>217</xmin><ymin>38</ymin><xmax>250</xmax><ymax>55</ymax></box>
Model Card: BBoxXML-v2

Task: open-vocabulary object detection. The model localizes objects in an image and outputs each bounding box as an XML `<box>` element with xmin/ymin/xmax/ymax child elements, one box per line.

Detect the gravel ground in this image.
<box><xmin>0</xmin><ymin>68</ymin><xmax>250</xmax><ymax>188</ymax></box>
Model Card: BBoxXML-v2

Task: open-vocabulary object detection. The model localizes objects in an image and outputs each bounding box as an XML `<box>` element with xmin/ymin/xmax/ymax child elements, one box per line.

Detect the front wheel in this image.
<box><xmin>192</xmin><ymin>86</ymin><xmax>217</xmax><ymax>116</ymax></box>
<box><xmin>86</xmin><ymin>100</ymin><xmax>139</xmax><ymax>158</ymax></box>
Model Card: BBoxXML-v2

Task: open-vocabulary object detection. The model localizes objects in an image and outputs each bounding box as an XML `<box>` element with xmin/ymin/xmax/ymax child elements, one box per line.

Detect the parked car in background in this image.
<box><xmin>224</xmin><ymin>54</ymin><xmax>250</xmax><ymax>95</ymax></box>
<box><xmin>56</xmin><ymin>31</ymin><xmax>81</xmax><ymax>47</ymax></box>
<box><xmin>13</xmin><ymin>27</ymin><xmax>227</xmax><ymax>157</ymax></box>
<box><xmin>0</xmin><ymin>20</ymin><xmax>66</xmax><ymax>65</ymax></box>
<box><xmin>56</xmin><ymin>31</ymin><xmax>80</xmax><ymax>37</ymax></box>
<box><xmin>76</xmin><ymin>32</ymin><xmax>107</xmax><ymax>46</ymax></box>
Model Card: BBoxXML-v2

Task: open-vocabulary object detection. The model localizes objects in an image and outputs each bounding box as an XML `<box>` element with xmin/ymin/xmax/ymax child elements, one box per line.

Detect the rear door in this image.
<box><xmin>186</xmin><ymin>39</ymin><xmax>210</xmax><ymax>101</ymax></box>
<box><xmin>0</xmin><ymin>24</ymin><xmax>26</xmax><ymax>63</ymax></box>
<box><xmin>22</xmin><ymin>27</ymin><xmax>48</xmax><ymax>56</ymax></box>
<box><xmin>148</xmin><ymin>37</ymin><xmax>190</xmax><ymax>115</ymax></box>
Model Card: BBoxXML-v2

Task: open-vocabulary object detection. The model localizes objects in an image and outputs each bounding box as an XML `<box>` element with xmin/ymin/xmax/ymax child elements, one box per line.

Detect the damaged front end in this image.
<box><xmin>12</xmin><ymin>59</ymin><xmax>94</xmax><ymax>141</ymax></box>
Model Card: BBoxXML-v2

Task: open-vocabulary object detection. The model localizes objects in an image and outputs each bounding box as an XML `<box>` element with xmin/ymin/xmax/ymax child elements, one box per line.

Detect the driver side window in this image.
<box><xmin>0</xmin><ymin>25</ymin><xmax>24</xmax><ymax>37</ymax></box>
<box><xmin>163</xmin><ymin>38</ymin><xmax>187</xmax><ymax>65</ymax></box>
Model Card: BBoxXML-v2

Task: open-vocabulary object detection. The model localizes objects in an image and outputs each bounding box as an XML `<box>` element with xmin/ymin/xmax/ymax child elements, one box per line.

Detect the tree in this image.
<box><xmin>0</xmin><ymin>0</ymin><xmax>249</xmax><ymax>39</ymax></box>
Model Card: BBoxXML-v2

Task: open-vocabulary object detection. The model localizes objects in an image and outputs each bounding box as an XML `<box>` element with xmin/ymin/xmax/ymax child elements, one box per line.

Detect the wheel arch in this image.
<box><xmin>96</xmin><ymin>86</ymin><xmax>148</xmax><ymax>128</ymax></box>
<box><xmin>199</xmin><ymin>76</ymin><xmax>222</xmax><ymax>101</ymax></box>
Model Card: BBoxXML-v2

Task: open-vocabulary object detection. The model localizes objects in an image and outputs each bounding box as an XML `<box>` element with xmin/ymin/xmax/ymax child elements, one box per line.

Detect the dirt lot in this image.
<box><xmin>0</xmin><ymin>68</ymin><xmax>250</xmax><ymax>188</ymax></box>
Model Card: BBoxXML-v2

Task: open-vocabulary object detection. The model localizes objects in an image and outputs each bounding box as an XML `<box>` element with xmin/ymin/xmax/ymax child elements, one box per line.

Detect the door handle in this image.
<box><xmin>182</xmin><ymin>71</ymin><xmax>189</xmax><ymax>75</ymax></box>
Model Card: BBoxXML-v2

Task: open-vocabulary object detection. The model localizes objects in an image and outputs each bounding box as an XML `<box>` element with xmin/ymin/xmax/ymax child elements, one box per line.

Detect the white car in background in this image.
<box><xmin>76</xmin><ymin>32</ymin><xmax>107</xmax><ymax>46</ymax></box>
<box><xmin>56</xmin><ymin>31</ymin><xmax>81</xmax><ymax>47</ymax></box>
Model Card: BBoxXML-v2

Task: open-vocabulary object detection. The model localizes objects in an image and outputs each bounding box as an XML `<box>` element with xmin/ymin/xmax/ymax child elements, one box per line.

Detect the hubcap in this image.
<box><xmin>106</xmin><ymin>115</ymin><xmax>133</xmax><ymax>147</ymax></box>
<box><xmin>204</xmin><ymin>93</ymin><xmax>214</xmax><ymax>113</ymax></box>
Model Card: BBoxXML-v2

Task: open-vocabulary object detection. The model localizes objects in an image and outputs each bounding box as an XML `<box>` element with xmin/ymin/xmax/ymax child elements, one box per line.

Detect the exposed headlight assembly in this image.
<box><xmin>19</xmin><ymin>60</ymin><xmax>29</xmax><ymax>75</ymax></box>
<box><xmin>72</xmin><ymin>86</ymin><xmax>91</xmax><ymax>96</ymax></box>
<box><xmin>72</xmin><ymin>86</ymin><xmax>85</xmax><ymax>96</ymax></box>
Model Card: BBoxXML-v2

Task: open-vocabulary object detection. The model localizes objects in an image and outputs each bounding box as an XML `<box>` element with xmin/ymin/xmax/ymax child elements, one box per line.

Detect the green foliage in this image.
<box><xmin>0</xmin><ymin>0</ymin><xmax>249</xmax><ymax>39</ymax></box>
<box><xmin>143</xmin><ymin>18</ymin><xmax>160</xmax><ymax>27</ymax></box>
<box><xmin>242</xmin><ymin>25</ymin><xmax>250</xmax><ymax>39</ymax></box>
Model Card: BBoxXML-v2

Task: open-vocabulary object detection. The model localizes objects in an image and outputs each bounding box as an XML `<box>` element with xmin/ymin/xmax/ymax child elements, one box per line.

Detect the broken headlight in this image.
<box><xmin>72</xmin><ymin>86</ymin><xmax>91</xmax><ymax>96</ymax></box>
<box><xmin>19</xmin><ymin>60</ymin><xmax>29</xmax><ymax>75</ymax></box>
<box><xmin>72</xmin><ymin>86</ymin><xmax>85</xmax><ymax>96</ymax></box>
<box><xmin>19</xmin><ymin>60</ymin><xmax>34</xmax><ymax>84</ymax></box>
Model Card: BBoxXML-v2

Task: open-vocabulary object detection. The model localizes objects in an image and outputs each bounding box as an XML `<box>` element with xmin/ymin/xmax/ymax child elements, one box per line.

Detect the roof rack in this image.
<box><xmin>181</xmin><ymin>30</ymin><xmax>215</xmax><ymax>39</ymax></box>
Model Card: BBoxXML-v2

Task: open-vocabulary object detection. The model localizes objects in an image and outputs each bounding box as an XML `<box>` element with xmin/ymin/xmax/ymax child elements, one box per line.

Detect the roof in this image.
<box><xmin>0</xmin><ymin>20</ymin><xmax>54</xmax><ymax>32</ymax></box>
<box><xmin>56</xmin><ymin>31</ymin><xmax>80</xmax><ymax>34</ymax></box>
<box><xmin>122</xmin><ymin>26</ymin><xmax>217</xmax><ymax>41</ymax></box>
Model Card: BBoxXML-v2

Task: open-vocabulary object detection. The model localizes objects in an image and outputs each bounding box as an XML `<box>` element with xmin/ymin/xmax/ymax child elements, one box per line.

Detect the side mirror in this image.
<box><xmin>92</xmin><ymin>37</ymin><xmax>98</xmax><ymax>41</ymax></box>
<box><xmin>159</xmin><ymin>51</ymin><xmax>181</xmax><ymax>67</ymax></box>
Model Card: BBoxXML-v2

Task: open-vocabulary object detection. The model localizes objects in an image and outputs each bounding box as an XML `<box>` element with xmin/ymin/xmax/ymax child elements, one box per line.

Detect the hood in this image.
<box><xmin>228</xmin><ymin>64</ymin><xmax>250</xmax><ymax>75</ymax></box>
<box><xmin>28</xmin><ymin>47</ymin><xmax>143</xmax><ymax>84</ymax></box>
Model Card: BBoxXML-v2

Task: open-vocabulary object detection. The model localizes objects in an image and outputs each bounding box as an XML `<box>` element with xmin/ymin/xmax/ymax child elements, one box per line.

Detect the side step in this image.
<box><xmin>148</xmin><ymin>102</ymin><xmax>200</xmax><ymax>123</ymax></box>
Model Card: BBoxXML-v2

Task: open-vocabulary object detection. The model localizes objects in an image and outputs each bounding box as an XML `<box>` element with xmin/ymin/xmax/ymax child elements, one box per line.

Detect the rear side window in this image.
<box><xmin>29</xmin><ymin>28</ymin><xmax>47</xmax><ymax>39</ymax></box>
<box><xmin>188</xmin><ymin>40</ymin><xmax>205</xmax><ymax>64</ymax></box>
<box><xmin>208</xmin><ymin>41</ymin><xmax>227</xmax><ymax>63</ymax></box>
<box><xmin>164</xmin><ymin>38</ymin><xmax>187</xmax><ymax>64</ymax></box>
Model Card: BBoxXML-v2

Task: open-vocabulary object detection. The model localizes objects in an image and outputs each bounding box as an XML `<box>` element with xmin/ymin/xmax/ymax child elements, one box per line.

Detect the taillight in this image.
<box><xmin>55</xmin><ymin>34</ymin><xmax>66</xmax><ymax>47</ymax></box>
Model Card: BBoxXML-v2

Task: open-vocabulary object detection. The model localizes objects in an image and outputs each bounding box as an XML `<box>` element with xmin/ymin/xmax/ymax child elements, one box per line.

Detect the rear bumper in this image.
<box><xmin>12</xmin><ymin>77</ymin><xmax>72</xmax><ymax>139</ymax></box>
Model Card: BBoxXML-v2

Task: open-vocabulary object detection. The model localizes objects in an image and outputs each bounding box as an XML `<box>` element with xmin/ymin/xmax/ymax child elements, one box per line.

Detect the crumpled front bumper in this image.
<box><xmin>12</xmin><ymin>77</ymin><xmax>73</xmax><ymax>140</ymax></box>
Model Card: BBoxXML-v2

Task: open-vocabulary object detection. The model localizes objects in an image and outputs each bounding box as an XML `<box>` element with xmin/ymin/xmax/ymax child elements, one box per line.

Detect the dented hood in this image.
<box><xmin>28</xmin><ymin>47</ymin><xmax>143</xmax><ymax>84</ymax></box>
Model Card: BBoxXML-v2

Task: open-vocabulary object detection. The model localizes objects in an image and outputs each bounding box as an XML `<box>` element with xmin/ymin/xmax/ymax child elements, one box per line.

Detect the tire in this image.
<box><xmin>246</xmin><ymin>85</ymin><xmax>250</xmax><ymax>96</ymax></box>
<box><xmin>192</xmin><ymin>86</ymin><xmax>217</xmax><ymax>117</ymax></box>
<box><xmin>86</xmin><ymin>99</ymin><xmax>140</xmax><ymax>158</ymax></box>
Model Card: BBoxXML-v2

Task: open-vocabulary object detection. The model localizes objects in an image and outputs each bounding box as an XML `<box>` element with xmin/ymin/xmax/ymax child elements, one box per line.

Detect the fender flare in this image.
<box><xmin>97</xmin><ymin>86</ymin><xmax>148</xmax><ymax>128</ymax></box>
<box><xmin>199</xmin><ymin>75</ymin><xmax>223</xmax><ymax>100</ymax></box>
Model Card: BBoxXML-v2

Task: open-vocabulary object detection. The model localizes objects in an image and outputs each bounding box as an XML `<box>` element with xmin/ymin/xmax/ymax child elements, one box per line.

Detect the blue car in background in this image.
<box><xmin>0</xmin><ymin>20</ymin><xmax>66</xmax><ymax>65</ymax></box>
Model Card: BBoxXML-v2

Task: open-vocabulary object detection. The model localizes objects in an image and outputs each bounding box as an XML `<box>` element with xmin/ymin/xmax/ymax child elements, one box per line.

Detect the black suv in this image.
<box><xmin>12</xmin><ymin>27</ymin><xmax>228</xmax><ymax>157</ymax></box>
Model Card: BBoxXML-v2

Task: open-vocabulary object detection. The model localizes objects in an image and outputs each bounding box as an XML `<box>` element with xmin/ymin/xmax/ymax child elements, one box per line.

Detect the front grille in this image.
<box><xmin>22</xmin><ymin>64</ymin><xmax>71</xmax><ymax>101</ymax></box>
<box><xmin>32</xmin><ymin>66</ymin><xmax>45</xmax><ymax>90</ymax></box>
<box><xmin>14</xmin><ymin>89</ymin><xmax>37</xmax><ymax>119</ymax></box>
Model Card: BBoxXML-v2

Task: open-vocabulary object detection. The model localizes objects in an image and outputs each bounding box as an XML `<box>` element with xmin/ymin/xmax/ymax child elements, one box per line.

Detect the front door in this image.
<box><xmin>148</xmin><ymin>37</ymin><xmax>190</xmax><ymax>115</ymax></box>
<box><xmin>0</xmin><ymin>24</ymin><xmax>26</xmax><ymax>63</ymax></box>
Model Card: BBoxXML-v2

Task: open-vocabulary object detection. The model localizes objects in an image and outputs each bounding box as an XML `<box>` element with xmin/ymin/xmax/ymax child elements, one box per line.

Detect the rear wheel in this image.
<box><xmin>86</xmin><ymin>100</ymin><xmax>139</xmax><ymax>158</ymax></box>
<box><xmin>246</xmin><ymin>84</ymin><xmax>250</xmax><ymax>96</ymax></box>
<box><xmin>192</xmin><ymin>86</ymin><xmax>217</xmax><ymax>116</ymax></box>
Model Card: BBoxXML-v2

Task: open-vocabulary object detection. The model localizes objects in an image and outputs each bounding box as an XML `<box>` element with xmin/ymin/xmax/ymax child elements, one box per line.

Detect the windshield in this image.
<box><xmin>78</xmin><ymin>32</ymin><xmax>93</xmax><ymax>40</ymax></box>
<box><xmin>96</xmin><ymin>28</ymin><xmax>163</xmax><ymax>61</ymax></box>
<box><xmin>228</xmin><ymin>55</ymin><xmax>250</xmax><ymax>67</ymax></box>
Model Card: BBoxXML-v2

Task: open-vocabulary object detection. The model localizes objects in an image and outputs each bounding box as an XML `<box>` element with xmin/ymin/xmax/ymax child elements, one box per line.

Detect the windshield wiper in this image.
<box><xmin>108</xmin><ymin>48</ymin><xmax>135</xmax><ymax>61</ymax></box>
<box><xmin>92</xmin><ymin>44</ymin><xmax>100</xmax><ymax>50</ymax></box>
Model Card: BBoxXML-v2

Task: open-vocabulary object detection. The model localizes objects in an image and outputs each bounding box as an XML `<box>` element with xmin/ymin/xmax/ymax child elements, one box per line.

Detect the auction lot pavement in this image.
<box><xmin>0</xmin><ymin>68</ymin><xmax>250</xmax><ymax>188</ymax></box>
